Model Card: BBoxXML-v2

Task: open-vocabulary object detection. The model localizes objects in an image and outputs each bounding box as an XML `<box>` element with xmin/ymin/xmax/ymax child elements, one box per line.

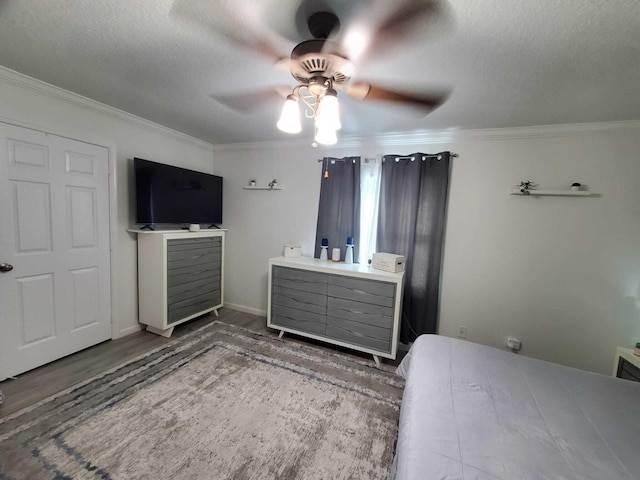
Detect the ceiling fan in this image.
<box><xmin>171</xmin><ymin>0</ymin><xmax>452</xmax><ymax>145</ymax></box>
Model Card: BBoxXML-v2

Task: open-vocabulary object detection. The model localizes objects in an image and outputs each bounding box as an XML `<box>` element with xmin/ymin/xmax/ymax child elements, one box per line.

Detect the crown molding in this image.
<box><xmin>213</xmin><ymin>120</ymin><xmax>640</xmax><ymax>153</ymax></box>
<box><xmin>0</xmin><ymin>66</ymin><xmax>213</xmax><ymax>152</ymax></box>
<box><xmin>432</xmin><ymin>120</ymin><xmax>640</xmax><ymax>143</ymax></box>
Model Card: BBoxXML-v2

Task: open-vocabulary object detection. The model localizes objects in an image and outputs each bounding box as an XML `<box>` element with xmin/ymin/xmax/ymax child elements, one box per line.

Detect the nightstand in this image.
<box><xmin>613</xmin><ymin>347</ymin><xmax>640</xmax><ymax>382</ymax></box>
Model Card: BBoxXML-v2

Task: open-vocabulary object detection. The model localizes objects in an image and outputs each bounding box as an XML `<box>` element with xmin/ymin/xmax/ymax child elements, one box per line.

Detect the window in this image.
<box><xmin>359</xmin><ymin>158</ymin><xmax>381</xmax><ymax>264</ymax></box>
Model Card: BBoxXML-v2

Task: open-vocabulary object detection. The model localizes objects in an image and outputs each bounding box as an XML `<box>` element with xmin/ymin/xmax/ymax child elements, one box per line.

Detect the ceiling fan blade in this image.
<box><xmin>211</xmin><ymin>88</ymin><xmax>289</xmax><ymax>114</ymax></box>
<box><xmin>375</xmin><ymin>0</ymin><xmax>445</xmax><ymax>40</ymax></box>
<box><xmin>346</xmin><ymin>82</ymin><xmax>449</xmax><ymax>112</ymax></box>
<box><xmin>334</xmin><ymin>0</ymin><xmax>452</xmax><ymax>63</ymax></box>
<box><xmin>171</xmin><ymin>0</ymin><xmax>291</xmax><ymax>63</ymax></box>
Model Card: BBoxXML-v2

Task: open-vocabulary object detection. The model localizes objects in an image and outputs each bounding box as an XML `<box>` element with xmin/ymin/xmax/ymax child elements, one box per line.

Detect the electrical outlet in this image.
<box><xmin>457</xmin><ymin>326</ymin><xmax>467</xmax><ymax>339</ymax></box>
<box><xmin>507</xmin><ymin>337</ymin><xmax>522</xmax><ymax>352</ymax></box>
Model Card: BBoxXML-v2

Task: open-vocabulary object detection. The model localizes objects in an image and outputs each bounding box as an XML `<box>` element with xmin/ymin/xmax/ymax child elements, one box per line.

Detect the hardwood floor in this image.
<box><xmin>0</xmin><ymin>308</ymin><xmax>406</xmax><ymax>417</ymax></box>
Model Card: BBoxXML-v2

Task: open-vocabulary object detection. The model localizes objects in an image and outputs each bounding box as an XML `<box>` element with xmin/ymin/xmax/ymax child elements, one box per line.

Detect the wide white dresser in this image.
<box><xmin>267</xmin><ymin>256</ymin><xmax>404</xmax><ymax>367</ymax></box>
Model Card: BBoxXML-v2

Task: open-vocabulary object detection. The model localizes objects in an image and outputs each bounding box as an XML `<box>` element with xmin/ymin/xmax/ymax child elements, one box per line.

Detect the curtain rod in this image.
<box><xmin>317</xmin><ymin>152</ymin><xmax>458</xmax><ymax>163</ymax></box>
<box><xmin>389</xmin><ymin>152</ymin><xmax>458</xmax><ymax>162</ymax></box>
<box><xmin>316</xmin><ymin>157</ymin><xmax>357</xmax><ymax>163</ymax></box>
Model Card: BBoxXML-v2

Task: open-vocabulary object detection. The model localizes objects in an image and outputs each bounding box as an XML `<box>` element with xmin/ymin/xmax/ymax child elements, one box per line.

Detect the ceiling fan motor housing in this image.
<box><xmin>290</xmin><ymin>39</ymin><xmax>352</xmax><ymax>88</ymax></box>
<box><xmin>307</xmin><ymin>11</ymin><xmax>340</xmax><ymax>40</ymax></box>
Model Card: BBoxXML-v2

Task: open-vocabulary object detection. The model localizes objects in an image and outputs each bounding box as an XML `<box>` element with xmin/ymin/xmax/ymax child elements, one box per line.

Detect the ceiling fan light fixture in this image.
<box><xmin>276</xmin><ymin>94</ymin><xmax>302</xmax><ymax>134</ymax></box>
<box><xmin>315</xmin><ymin>126</ymin><xmax>338</xmax><ymax>146</ymax></box>
<box><xmin>315</xmin><ymin>89</ymin><xmax>341</xmax><ymax>131</ymax></box>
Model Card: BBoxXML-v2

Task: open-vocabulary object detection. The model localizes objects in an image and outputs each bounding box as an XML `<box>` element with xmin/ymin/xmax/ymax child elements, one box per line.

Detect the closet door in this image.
<box><xmin>0</xmin><ymin>123</ymin><xmax>111</xmax><ymax>379</ymax></box>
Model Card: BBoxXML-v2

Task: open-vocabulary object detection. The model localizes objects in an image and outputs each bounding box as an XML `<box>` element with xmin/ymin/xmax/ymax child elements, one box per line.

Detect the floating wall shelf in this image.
<box><xmin>242</xmin><ymin>185</ymin><xmax>284</xmax><ymax>191</ymax></box>
<box><xmin>509</xmin><ymin>186</ymin><xmax>596</xmax><ymax>197</ymax></box>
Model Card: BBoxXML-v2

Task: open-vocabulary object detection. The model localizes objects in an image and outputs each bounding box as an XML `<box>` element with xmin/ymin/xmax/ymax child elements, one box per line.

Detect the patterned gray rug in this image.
<box><xmin>0</xmin><ymin>321</ymin><xmax>404</xmax><ymax>479</ymax></box>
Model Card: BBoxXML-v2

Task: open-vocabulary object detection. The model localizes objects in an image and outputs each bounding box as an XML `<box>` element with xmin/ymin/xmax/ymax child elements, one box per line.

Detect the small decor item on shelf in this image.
<box><xmin>372</xmin><ymin>252</ymin><xmax>406</xmax><ymax>272</ymax></box>
<box><xmin>344</xmin><ymin>236</ymin><xmax>354</xmax><ymax>264</ymax></box>
<box><xmin>248</xmin><ymin>179</ymin><xmax>257</xmax><ymax>187</ymax></box>
<box><xmin>320</xmin><ymin>238</ymin><xmax>329</xmax><ymax>261</ymax></box>
<box><xmin>283</xmin><ymin>245</ymin><xmax>301</xmax><ymax>257</ymax></box>
<box><xmin>268</xmin><ymin>179</ymin><xmax>279</xmax><ymax>189</ymax></box>
<box><xmin>635</xmin><ymin>342</ymin><xmax>640</xmax><ymax>357</ymax></box>
<box><xmin>331</xmin><ymin>247</ymin><xmax>341</xmax><ymax>262</ymax></box>
<box><xmin>518</xmin><ymin>180</ymin><xmax>535</xmax><ymax>195</ymax></box>
<box><xmin>571</xmin><ymin>182</ymin><xmax>581</xmax><ymax>191</ymax></box>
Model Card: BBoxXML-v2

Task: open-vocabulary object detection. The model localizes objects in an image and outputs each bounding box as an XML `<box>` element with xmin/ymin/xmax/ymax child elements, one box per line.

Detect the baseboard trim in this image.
<box><xmin>224</xmin><ymin>303</ymin><xmax>267</xmax><ymax>317</ymax></box>
<box><xmin>115</xmin><ymin>324</ymin><xmax>144</xmax><ymax>339</ymax></box>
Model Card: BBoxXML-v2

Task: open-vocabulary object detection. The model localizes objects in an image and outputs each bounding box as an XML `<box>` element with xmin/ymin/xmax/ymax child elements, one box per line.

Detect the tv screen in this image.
<box><xmin>134</xmin><ymin>158</ymin><xmax>223</xmax><ymax>226</ymax></box>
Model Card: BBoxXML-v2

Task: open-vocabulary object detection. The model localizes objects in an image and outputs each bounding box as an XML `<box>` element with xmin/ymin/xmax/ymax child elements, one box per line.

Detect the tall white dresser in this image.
<box><xmin>134</xmin><ymin>230</ymin><xmax>225</xmax><ymax>337</ymax></box>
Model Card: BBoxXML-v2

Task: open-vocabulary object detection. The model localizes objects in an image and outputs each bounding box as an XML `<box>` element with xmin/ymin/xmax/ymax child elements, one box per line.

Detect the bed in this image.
<box><xmin>391</xmin><ymin>335</ymin><xmax>640</xmax><ymax>480</ymax></box>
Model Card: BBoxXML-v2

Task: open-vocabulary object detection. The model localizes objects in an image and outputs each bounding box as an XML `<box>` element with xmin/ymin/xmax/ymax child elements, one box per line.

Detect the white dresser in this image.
<box><xmin>613</xmin><ymin>346</ymin><xmax>640</xmax><ymax>382</ymax></box>
<box><xmin>134</xmin><ymin>230</ymin><xmax>225</xmax><ymax>337</ymax></box>
<box><xmin>267</xmin><ymin>256</ymin><xmax>404</xmax><ymax>367</ymax></box>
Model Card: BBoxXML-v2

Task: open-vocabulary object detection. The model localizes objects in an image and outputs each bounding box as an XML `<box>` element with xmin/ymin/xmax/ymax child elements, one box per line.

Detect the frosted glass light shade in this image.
<box><xmin>315</xmin><ymin>90</ymin><xmax>341</xmax><ymax>131</ymax></box>
<box><xmin>277</xmin><ymin>95</ymin><xmax>302</xmax><ymax>134</ymax></box>
<box><xmin>315</xmin><ymin>127</ymin><xmax>337</xmax><ymax>145</ymax></box>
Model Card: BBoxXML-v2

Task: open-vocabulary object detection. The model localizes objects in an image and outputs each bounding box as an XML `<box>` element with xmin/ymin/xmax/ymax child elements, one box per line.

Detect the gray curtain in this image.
<box><xmin>315</xmin><ymin>156</ymin><xmax>361</xmax><ymax>262</ymax></box>
<box><xmin>377</xmin><ymin>152</ymin><xmax>451</xmax><ymax>342</ymax></box>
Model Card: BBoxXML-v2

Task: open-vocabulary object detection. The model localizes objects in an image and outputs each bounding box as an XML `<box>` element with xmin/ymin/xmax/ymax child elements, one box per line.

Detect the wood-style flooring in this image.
<box><xmin>0</xmin><ymin>309</ymin><xmax>405</xmax><ymax>417</ymax></box>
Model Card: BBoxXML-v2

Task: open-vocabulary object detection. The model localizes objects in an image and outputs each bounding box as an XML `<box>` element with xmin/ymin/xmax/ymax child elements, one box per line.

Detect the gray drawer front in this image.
<box><xmin>168</xmin><ymin>258</ymin><xmax>221</xmax><ymax>277</ymax></box>
<box><xmin>167</xmin><ymin>291</ymin><xmax>219</xmax><ymax>324</ymax></box>
<box><xmin>168</xmin><ymin>245</ymin><xmax>220</xmax><ymax>264</ymax></box>
<box><xmin>271</xmin><ymin>304</ymin><xmax>326</xmax><ymax>335</ymax></box>
<box><xmin>272</xmin><ymin>266</ymin><xmax>327</xmax><ymax>295</ymax></box>
<box><xmin>617</xmin><ymin>358</ymin><xmax>640</xmax><ymax>382</ymax></box>
<box><xmin>328</xmin><ymin>276</ymin><xmax>395</xmax><ymax>308</ymax></box>
<box><xmin>326</xmin><ymin>297</ymin><xmax>393</xmax><ymax>329</ymax></box>
<box><xmin>272</xmin><ymin>285</ymin><xmax>327</xmax><ymax>316</ymax></box>
<box><xmin>168</xmin><ymin>277</ymin><xmax>219</xmax><ymax>302</ymax></box>
<box><xmin>167</xmin><ymin>237</ymin><xmax>221</xmax><ymax>252</ymax></box>
<box><xmin>325</xmin><ymin>316</ymin><xmax>391</xmax><ymax>353</ymax></box>
<box><xmin>167</xmin><ymin>264</ymin><xmax>220</xmax><ymax>288</ymax></box>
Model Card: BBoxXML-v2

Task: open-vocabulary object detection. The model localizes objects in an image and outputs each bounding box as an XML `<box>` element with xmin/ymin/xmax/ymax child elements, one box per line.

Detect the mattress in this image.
<box><xmin>392</xmin><ymin>335</ymin><xmax>640</xmax><ymax>480</ymax></box>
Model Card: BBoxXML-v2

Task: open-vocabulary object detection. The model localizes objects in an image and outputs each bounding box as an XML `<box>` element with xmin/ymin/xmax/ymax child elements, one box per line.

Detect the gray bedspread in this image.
<box><xmin>392</xmin><ymin>335</ymin><xmax>640</xmax><ymax>480</ymax></box>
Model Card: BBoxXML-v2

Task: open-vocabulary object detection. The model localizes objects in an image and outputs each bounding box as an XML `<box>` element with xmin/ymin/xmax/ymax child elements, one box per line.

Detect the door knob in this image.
<box><xmin>0</xmin><ymin>263</ymin><xmax>13</xmax><ymax>272</ymax></box>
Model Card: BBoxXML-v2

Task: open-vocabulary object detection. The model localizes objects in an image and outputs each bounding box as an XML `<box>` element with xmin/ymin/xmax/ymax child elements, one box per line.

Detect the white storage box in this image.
<box><xmin>283</xmin><ymin>245</ymin><xmax>301</xmax><ymax>257</ymax></box>
<box><xmin>372</xmin><ymin>252</ymin><xmax>406</xmax><ymax>272</ymax></box>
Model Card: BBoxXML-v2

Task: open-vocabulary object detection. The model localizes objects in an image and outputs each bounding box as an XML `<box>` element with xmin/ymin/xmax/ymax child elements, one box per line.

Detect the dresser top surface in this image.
<box><xmin>270</xmin><ymin>256</ymin><xmax>404</xmax><ymax>283</ymax></box>
<box><xmin>128</xmin><ymin>228</ymin><xmax>227</xmax><ymax>234</ymax></box>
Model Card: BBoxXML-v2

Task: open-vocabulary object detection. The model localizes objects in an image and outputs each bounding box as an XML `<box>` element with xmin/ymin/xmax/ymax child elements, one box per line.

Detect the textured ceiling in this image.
<box><xmin>0</xmin><ymin>0</ymin><xmax>638</xmax><ymax>145</ymax></box>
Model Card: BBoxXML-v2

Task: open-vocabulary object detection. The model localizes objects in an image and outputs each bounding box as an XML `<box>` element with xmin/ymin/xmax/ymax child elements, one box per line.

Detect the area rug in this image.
<box><xmin>0</xmin><ymin>321</ymin><xmax>404</xmax><ymax>479</ymax></box>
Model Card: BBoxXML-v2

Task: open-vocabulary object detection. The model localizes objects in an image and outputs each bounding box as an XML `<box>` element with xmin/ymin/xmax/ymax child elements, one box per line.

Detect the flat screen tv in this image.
<box><xmin>134</xmin><ymin>158</ymin><xmax>223</xmax><ymax>226</ymax></box>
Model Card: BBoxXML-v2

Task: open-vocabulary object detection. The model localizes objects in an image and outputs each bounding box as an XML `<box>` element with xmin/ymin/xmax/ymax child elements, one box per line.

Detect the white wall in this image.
<box><xmin>0</xmin><ymin>67</ymin><xmax>215</xmax><ymax>337</ymax></box>
<box><xmin>439</xmin><ymin>124</ymin><xmax>640</xmax><ymax>374</ymax></box>
<box><xmin>214</xmin><ymin>122</ymin><xmax>640</xmax><ymax>374</ymax></box>
<box><xmin>4</xmin><ymin>64</ymin><xmax>637</xmax><ymax>375</ymax></box>
<box><xmin>212</xmin><ymin>143</ymin><xmax>319</xmax><ymax>315</ymax></box>
<box><xmin>212</xmin><ymin>140</ymin><xmax>371</xmax><ymax>315</ymax></box>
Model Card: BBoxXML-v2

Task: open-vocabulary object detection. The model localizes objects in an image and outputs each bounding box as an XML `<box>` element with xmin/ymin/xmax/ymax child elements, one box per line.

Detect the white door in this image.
<box><xmin>0</xmin><ymin>123</ymin><xmax>111</xmax><ymax>380</ymax></box>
